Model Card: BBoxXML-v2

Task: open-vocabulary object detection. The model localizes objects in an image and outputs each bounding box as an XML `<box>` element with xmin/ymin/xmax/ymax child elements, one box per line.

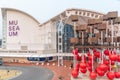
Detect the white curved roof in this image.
<box><xmin>1</xmin><ymin>7</ymin><xmax>40</xmax><ymax>24</ymax></box>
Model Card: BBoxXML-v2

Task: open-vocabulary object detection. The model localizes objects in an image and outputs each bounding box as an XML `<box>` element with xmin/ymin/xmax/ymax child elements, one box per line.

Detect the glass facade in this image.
<box><xmin>63</xmin><ymin>24</ymin><xmax>74</xmax><ymax>52</ymax></box>
<box><xmin>56</xmin><ymin>21</ymin><xmax>74</xmax><ymax>53</ymax></box>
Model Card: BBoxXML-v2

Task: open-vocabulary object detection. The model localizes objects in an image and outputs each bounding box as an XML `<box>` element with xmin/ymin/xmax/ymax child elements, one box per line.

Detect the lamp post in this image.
<box><xmin>71</xmin><ymin>15</ymin><xmax>78</xmax><ymax>68</ymax></box>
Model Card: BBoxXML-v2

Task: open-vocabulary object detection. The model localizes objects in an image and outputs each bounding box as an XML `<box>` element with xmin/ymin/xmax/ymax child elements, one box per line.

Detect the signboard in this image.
<box><xmin>8</xmin><ymin>20</ymin><xmax>20</xmax><ymax>37</ymax></box>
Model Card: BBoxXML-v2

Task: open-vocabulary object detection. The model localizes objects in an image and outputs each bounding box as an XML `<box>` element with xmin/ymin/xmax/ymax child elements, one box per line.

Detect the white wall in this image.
<box><xmin>4</xmin><ymin>9</ymin><xmax>43</xmax><ymax>50</ymax></box>
<box><xmin>39</xmin><ymin>21</ymin><xmax>56</xmax><ymax>51</ymax></box>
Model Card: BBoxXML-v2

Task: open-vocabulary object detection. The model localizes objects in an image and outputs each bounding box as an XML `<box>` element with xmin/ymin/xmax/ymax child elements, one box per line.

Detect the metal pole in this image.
<box><xmin>73</xmin><ymin>22</ymin><xmax>76</xmax><ymax>68</ymax></box>
<box><xmin>73</xmin><ymin>50</ymin><xmax>76</xmax><ymax>68</ymax></box>
<box><xmin>92</xmin><ymin>50</ymin><xmax>94</xmax><ymax>71</ymax></box>
<box><xmin>74</xmin><ymin>22</ymin><xmax>76</xmax><ymax>38</ymax></box>
<box><xmin>101</xmin><ymin>50</ymin><xmax>104</xmax><ymax>64</ymax></box>
<box><xmin>116</xmin><ymin>24</ymin><xmax>120</xmax><ymax>47</ymax></box>
<box><xmin>109</xmin><ymin>50</ymin><xmax>112</xmax><ymax>71</ymax></box>
<box><xmin>82</xmin><ymin>50</ymin><xmax>84</xmax><ymax>62</ymax></box>
<box><xmin>111</xmin><ymin>19</ymin><xmax>114</xmax><ymax>45</ymax></box>
<box><xmin>82</xmin><ymin>31</ymin><xmax>84</xmax><ymax>45</ymax></box>
<box><xmin>101</xmin><ymin>31</ymin><xmax>103</xmax><ymax>45</ymax></box>
<box><xmin>90</xmin><ymin>26</ymin><xmax>92</xmax><ymax>45</ymax></box>
<box><xmin>106</xmin><ymin>21</ymin><xmax>108</xmax><ymax>37</ymax></box>
<box><xmin>58</xmin><ymin>27</ymin><xmax>60</xmax><ymax>66</ymax></box>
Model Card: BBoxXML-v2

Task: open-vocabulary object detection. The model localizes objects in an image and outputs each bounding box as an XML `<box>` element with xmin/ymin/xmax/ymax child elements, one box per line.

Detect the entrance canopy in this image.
<box><xmin>0</xmin><ymin>52</ymin><xmax>74</xmax><ymax>58</ymax></box>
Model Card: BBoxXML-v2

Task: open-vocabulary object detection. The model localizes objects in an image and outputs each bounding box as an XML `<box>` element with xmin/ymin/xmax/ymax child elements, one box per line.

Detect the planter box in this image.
<box><xmin>88</xmin><ymin>37</ymin><xmax>98</xmax><ymax>43</ymax></box>
<box><xmin>88</xmin><ymin>19</ymin><xmax>96</xmax><ymax>25</ymax></box>
<box><xmin>88</xmin><ymin>19</ymin><xmax>102</xmax><ymax>25</ymax></box>
<box><xmin>95</xmin><ymin>19</ymin><xmax>102</xmax><ymax>24</ymax></box>
<box><xmin>97</xmin><ymin>23</ymin><xmax>107</xmax><ymax>30</ymax></box>
<box><xmin>117</xmin><ymin>37</ymin><xmax>120</xmax><ymax>42</ymax></box>
<box><xmin>70</xmin><ymin>38</ymin><xmax>79</xmax><ymax>43</ymax></box>
<box><xmin>74</xmin><ymin>26</ymin><xmax>79</xmax><ymax>30</ymax></box>
<box><xmin>79</xmin><ymin>25</ymin><xmax>88</xmax><ymax>31</ymax></box>
<box><xmin>95</xmin><ymin>33</ymin><xmax>101</xmax><ymax>38</ymax></box>
<box><xmin>105</xmin><ymin>37</ymin><xmax>111</xmax><ymax>42</ymax></box>
<box><xmin>103</xmin><ymin>15</ymin><xmax>108</xmax><ymax>20</ymax></box>
<box><xmin>115</xmin><ymin>17</ymin><xmax>120</xmax><ymax>23</ymax></box>
<box><xmin>107</xmin><ymin>11</ymin><xmax>118</xmax><ymax>19</ymax></box>
<box><xmin>71</xmin><ymin>15</ymin><xmax>78</xmax><ymax>22</ymax></box>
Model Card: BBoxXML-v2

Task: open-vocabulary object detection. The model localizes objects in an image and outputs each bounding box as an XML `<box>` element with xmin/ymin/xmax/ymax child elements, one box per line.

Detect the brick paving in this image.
<box><xmin>3</xmin><ymin>61</ymin><xmax>120</xmax><ymax>80</ymax></box>
<box><xmin>3</xmin><ymin>60</ymin><xmax>72</xmax><ymax>80</ymax></box>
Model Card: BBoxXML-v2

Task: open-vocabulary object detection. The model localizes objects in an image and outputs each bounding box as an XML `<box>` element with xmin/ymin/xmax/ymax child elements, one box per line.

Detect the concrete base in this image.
<box><xmin>71</xmin><ymin>71</ymin><xmax>120</xmax><ymax>80</ymax></box>
<box><xmin>71</xmin><ymin>75</ymin><xmax>120</xmax><ymax>80</ymax></box>
<box><xmin>71</xmin><ymin>72</ymin><xmax>90</xmax><ymax>80</ymax></box>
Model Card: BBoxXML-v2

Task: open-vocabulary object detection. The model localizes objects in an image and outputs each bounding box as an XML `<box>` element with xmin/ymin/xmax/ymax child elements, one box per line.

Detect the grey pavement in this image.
<box><xmin>0</xmin><ymin>66</ymin><xmax>54</xmax><ymax>80</ymax></box>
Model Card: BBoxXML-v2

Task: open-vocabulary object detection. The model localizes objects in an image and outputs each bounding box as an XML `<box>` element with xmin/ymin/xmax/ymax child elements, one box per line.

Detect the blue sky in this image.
<box><xmin>0</xmin><ymin>0</ymin><xmax>120</xmax><ymax>38</ymax></box>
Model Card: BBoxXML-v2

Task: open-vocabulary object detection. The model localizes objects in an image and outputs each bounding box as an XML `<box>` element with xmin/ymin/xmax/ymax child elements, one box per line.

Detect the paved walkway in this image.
<box><xmin>3</xmin><ymin>61</ymin><xmax>120</xmax><ymax>80</ymax></box>
<box><xmin>3</xmin><ymin>60</ymin><xmax>72</xmax><ymax>80</ymax></box>
<box><xmin>0</xmin><ymin>66</ymin><xmax>53</xmax><ymax>80</ymax></box>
